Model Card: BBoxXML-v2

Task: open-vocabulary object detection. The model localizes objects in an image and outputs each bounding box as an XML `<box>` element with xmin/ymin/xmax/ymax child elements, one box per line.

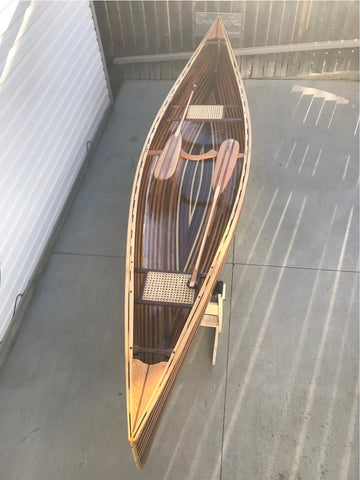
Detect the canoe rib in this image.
<box><xmin>125</xmin><ymin>15</ymin><xmax>252</xmax><ymax>468</ymax></box>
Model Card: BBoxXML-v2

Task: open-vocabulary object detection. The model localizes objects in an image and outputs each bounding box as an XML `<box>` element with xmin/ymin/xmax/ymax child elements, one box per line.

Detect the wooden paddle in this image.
<box><xmin>154</xmin><ymin>85</ymin><xmax>198</xmax><ymax>180</ymax></box>
<box><xmin>188</xmin><ymin>138</ymin><xmax>240</xmax><ymax>289</ymax></box>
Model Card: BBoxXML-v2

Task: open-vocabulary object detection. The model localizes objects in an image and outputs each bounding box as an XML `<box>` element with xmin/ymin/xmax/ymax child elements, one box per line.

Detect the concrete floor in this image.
<box><xmin>0</xmin><ymin>80</ymin><xmax>358</xmax><ymax>480</ymax></box>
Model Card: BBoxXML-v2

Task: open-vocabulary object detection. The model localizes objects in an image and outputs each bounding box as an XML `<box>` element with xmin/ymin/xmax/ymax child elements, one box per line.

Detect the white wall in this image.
<box><xmin>0</xmin><ymin>1</ymin><xmax>111</xmax><ymax>341</ymax></box>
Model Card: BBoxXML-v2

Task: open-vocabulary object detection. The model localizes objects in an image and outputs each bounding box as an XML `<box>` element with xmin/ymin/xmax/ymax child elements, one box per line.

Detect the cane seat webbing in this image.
<box><xmin>141</xmin><ymin>271</ymin><xmax>195</xmax><ymax>305</ymax></box>
<box><xmin>186</xmin><ymin>105</ymin><xmax>224</xmax><ymax>120</ymax></box>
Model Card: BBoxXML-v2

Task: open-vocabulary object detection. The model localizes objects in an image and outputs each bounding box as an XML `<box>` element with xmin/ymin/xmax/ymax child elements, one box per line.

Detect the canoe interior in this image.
<box><xmin>133</xmin><ymin>38</ymin><xmax>246</xmax><ymax>365</ymax></box>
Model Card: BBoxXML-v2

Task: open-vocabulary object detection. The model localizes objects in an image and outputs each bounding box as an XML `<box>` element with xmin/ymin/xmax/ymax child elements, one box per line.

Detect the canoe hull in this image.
<box><xmin>125</xmin><ymin>16</ymin><xmax>251</xmax><ymax>467</ymax></box>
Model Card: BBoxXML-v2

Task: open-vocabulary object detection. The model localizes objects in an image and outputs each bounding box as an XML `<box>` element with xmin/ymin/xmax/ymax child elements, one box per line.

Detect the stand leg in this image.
<box><xmin>201</xmin><ymin>281</ymin><xmax>225</xmax><ymax>365</ymax></box>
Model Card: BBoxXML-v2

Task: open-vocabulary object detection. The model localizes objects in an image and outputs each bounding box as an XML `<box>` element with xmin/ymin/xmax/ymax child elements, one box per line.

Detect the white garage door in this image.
<box><xmin>0</xmin><ymin>1</ymin><xmax>111</xmax><ymax>341</ymax></box>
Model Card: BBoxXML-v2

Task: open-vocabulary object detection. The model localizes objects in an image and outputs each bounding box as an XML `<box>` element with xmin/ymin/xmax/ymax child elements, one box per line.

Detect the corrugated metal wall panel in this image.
<box><xmin>0</xmin><ymin>1</ymin><xmax>111</xmax><ymax>341</ymax></box>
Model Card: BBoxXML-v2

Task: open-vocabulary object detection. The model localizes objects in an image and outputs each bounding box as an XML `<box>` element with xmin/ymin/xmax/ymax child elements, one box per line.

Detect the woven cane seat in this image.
<box><xmin>141</xmin><ymin>271</ymin><xmax>195</xmax><ymax>305</ymax></box>
<box><xmin>186</xmin><ymin>105</ymin><xmax>224</xmax><ymax>120</ymax></box>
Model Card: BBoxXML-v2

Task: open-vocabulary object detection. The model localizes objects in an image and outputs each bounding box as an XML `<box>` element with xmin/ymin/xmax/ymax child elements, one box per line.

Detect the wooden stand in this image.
<box><xmin>201</xmin><ymin>281</ymin><xmax>225</xmax><ymax>365</ymax></box>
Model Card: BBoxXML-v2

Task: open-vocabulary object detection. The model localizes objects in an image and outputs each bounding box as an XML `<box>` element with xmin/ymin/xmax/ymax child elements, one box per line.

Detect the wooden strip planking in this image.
<box><xmin>126</xmin><ymin>18</ymin><xmax>248</xmax><ymax>368</ymax></box>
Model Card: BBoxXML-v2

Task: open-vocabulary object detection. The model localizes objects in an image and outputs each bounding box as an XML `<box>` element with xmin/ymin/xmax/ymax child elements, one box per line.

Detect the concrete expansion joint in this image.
<box><xmin>234</xmin><ymin>262</ymin><xmax>359</xmax><ymax>275</ymax></box>
<box><xmin>53</xmin><ymin>251</ymin><xmax>124</xmax><ymax>259</ymax></box>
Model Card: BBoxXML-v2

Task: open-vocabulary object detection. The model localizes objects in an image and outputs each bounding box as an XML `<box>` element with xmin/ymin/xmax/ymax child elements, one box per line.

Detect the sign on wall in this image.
<box><xmin>194</xmin><ymin>12</ymin><xmax>243</xmax><ymax>38</ymax></box>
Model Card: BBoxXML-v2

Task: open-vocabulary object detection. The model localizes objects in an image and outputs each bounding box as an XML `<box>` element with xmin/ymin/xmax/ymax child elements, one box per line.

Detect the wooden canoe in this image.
<box><xmin>125</xmin><ymin>16</ymin><xmax>251</xmax><ymax>468</ymax></box>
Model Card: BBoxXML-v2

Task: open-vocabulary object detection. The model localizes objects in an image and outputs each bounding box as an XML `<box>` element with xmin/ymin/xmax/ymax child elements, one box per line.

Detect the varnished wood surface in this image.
<box><xmin>188</xmin><ymin>139</ymin><xmax>240</xmax><ymax>288</ymax></box>
<box><xmin>125</xmin><ymin>16</ymin><xmax>252</xmax><ymax>468</ymax></box>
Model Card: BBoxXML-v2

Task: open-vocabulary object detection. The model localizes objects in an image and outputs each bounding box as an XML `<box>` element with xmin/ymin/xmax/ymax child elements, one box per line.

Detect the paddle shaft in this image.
<box><xmin>175</xmin><ymin>86</ymin><xmax>197</xmax><ymax>136</ymax></box>
<box><xmin>188</xmin><ymin>185</ymin><xmax>220</xmax><ymax>288</ymax></box>
<box><xmin>187</xmin><ymin>139</ymin><xmax>240</xmax><ymax>289</ymax></box>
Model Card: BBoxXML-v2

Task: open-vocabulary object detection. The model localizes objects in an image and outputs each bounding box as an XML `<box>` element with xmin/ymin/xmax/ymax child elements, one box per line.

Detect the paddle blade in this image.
<box><xmin>153</xmin><ymin>134</ymin><xmax>182</xmax><ymax>180</ymax></box>
<box><xmin>212</xmin><ymin>139</ymin><xmax>240</xmax><ymax>192</ymax></box>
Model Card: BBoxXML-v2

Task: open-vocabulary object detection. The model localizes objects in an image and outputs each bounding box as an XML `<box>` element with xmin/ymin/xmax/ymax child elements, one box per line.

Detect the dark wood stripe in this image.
<box><xmin>170</xmin><ymin>103</ymin><xmax>244</xmax><ymax>108</ymax></box>
<box><xmin>133</xmin><ymin>345</ymin><xmax>173</xmax><ymax>358</ymax></box>
<box><xmin>167</xmin><ymin>117</ymin><xmax>244</xmax><ymax>122</ymax></box>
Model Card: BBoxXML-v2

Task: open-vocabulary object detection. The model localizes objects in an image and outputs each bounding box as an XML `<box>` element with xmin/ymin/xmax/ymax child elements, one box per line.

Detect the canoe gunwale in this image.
<box><xmin>125</xmin><ymin>16</ymin><xmax>252</xmax><ymax>468</ymax></box>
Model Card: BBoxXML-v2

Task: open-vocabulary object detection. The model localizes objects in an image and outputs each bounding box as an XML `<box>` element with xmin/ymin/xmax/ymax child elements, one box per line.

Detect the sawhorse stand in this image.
<box><xmin>200</xmin><ymin>281</ymin><xmax>225</xmax><ymax>365</ymax></box>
